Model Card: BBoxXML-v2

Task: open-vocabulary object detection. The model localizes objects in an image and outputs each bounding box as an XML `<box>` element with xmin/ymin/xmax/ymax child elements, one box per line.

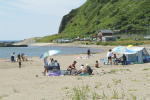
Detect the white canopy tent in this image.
<box><xmin>112</xmin><ymin>46</ymin><xmax>150</xmax><ymax>63</ymax></box>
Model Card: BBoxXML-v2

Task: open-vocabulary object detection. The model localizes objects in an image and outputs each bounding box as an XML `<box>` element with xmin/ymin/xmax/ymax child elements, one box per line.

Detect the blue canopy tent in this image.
<box><xmin>112</xmin><ymin>46</ymin><xmax>150</xmax><ymax>63</ymax></box>
<box><xmin>112</xmin><ymin>46</ymin><xmax>136</xmax><ymax>54</ymax></box>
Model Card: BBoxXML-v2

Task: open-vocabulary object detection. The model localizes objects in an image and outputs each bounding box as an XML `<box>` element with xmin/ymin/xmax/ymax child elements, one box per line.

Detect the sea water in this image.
<box><xmin>0</xmin><ymin>46</ymin><xmax>102</xmax><ymax>58</ymax></box>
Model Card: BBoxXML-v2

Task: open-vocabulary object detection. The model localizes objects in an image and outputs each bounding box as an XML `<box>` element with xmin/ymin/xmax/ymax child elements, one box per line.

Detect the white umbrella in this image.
<box><xmin>40</xmin><ymin>50</ymin><xmax>60</xmax><ymax>58</ymax></box>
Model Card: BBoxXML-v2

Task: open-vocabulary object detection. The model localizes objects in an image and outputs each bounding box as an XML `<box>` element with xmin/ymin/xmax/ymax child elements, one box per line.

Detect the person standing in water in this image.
<box><xmin>87</xmin><ymin>49</ymin><xmax>91</xmax><ymax>58</ymax></box>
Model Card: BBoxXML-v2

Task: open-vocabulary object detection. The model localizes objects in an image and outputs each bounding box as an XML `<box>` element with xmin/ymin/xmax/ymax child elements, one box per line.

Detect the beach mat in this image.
<box><xmin>79</xmin><ymin>73</ymin><xmax>90</xmax><ymax>76</ymax></box>
<box><xmin>48</xmin><ymin>70</ymin><xmax>71</xmax><ymax>76</ymax></box>
<box><xmin>47</xmin><ymin>70</ymin><xmax>91</xmax><ymax>76</ymax></box>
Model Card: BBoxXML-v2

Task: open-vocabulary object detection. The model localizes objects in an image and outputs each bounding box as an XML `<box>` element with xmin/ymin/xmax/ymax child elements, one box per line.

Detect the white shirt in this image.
<box><xmin>48</xmin><ymin>61</ymin><xmax>55</xmax><ymax>66</ymax></box>
<box><xmin>80</xmin><ymin>65</ymin><xmax>84</xmax><ymax>70</ymax></box>
<box><xmin>107</xmin><ymin>51</ymin><xmax>113</xmax><ymax>57</ymax></box>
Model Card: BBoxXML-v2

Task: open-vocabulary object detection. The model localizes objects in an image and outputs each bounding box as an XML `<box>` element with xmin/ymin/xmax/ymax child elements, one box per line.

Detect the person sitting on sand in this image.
<box><xmin>53</xmin><ymin>60</ymin><xmax>60</xmax><ymax>71</ymax></box>
<box><xmin>67</xmin><ymin>61</ymin><xmax>77</xmax><ymax>75</ymax></box>
<box><xmin>95</xmin><ymin>60</ymin><xmax>100</xmax><ymax>68</ymax></box>
<box><xmin>47</xmin><ymin>58</ymin><xmax>55</xmax><ymax>71</ymax></box>
<box><xmin>85</xmin><ymin>64</ymin><xmax>93</xmax><ymax>75</ymax></box>
<box><xmin>78</xmin><ymin>64</ymin><xmax>87</xmax><ymax>74</ymax></box>
<box><xmin>112</xmin><ymin>53</ymin><xmax>118</xmax><ymax>65</ymax></box>
<box><xmin>78</xmin><ymin>64</ymin><xmax>93</xmax><ymax>75</ymax></box>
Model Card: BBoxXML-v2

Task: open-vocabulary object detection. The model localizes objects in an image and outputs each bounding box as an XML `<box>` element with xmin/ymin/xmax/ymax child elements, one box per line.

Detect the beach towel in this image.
<box><xmin>79</xmin><ymin>73</ymin><xmax>90</xmax><ymax>76</ymax></box>
<box><xmin>47</xmin><ymin>70</ymin><xmax>71</xmax><ymax>76</ymax></box>
<box><xmin>48</xmin><ymin>71</ymin><xmax>61</xmax><ymax>76</ymax></box>
<box><xmin>75</xmin><ymin>56</ymin><xmax>88</xmax><ymax>59</ymax></box>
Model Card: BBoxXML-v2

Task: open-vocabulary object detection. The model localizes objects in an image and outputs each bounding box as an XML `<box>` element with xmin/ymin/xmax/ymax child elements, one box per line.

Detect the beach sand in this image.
<box><xmin>0</xmin><ymin>47</ymin><xmax>150</xmax><ymax>100</ymax></box>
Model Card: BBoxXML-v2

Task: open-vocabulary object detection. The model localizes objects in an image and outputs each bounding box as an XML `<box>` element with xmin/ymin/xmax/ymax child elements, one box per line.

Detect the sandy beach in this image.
<box><xmin>0</xmin><ymin>45</ymin><xmax>150</xmax><ymax>100</ymax></box>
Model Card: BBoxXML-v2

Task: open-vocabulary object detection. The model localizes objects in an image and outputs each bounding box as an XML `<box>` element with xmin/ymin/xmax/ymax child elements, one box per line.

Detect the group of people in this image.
<box><xmin>107</xmin><ymin>49</ymin><xmax>127</xmax><ymax>65</ymax></box>
<box><xmin>42</xmin><ymin>48</ymin><xmax>128</xmax><ymax>76</ymax></box>
<box><xmin>67</xmin><ymin>61</ymin><xmax>93</xmax><ymax>75</ymax></box>
<box><xmin>42</xmin><ymin>48</ymin><xmax>102</xmax><ymax>76</ymax></box>
<box><xmin>43</xmin><ymin>58</ymin><xmax>94</xmax><ymax>76</ymax></box>
<box><xmin>10</xmin><ymin>52</ymin><xmax>28</xmax><ymax>68</ymax></box>
<box><xmin>43</xmin><ymin>57</ymin><xmax>60</xmax><ymax>75</ymax></box>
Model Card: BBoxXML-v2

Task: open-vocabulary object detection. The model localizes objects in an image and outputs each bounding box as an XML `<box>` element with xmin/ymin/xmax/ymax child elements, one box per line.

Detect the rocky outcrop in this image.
<box><xmin>59</xmin><ymin>9</ymin><xmax>78</xmax><ymax>33</ymax></box>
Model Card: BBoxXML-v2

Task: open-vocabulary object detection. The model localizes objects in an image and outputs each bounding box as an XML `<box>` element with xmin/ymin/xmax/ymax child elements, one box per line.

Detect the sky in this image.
<box><xmin>0</xmin><ymin>0</ymin><xmax>86</xmax><ymax>40</ymax></box>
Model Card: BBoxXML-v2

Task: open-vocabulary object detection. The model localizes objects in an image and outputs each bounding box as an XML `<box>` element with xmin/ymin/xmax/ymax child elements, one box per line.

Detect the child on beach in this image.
<box><xmin>95</xmin><ymin>60</ymin><xmax>100</xmax><ymax>68</ymax></box>
<box><xmin>17</xmin><ymin>54</ymin><xmax>22</xmax><ymax>68</ymax></box>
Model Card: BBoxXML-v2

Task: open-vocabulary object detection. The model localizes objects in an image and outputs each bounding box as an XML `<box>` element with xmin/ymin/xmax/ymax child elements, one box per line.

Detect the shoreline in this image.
<box><xmin>29</xmin><ymin>42</ymin><xmax>150</xmax><ymax>49</ymax></box>
<box><xmin>29</xmin><ymin>42</ymin><xmax>115</xmax><ymax>48</ymax></box>
<box><xmin>29</xmin><ymin>43</ymin><xmax>114</xmax><ymax>53</ymax></box>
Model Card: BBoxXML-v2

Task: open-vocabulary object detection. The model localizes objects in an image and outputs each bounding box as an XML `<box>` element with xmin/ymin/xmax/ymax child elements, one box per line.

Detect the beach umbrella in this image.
<box><xmin>40</xmin><ymin>50</ymin><xmax>60</xmax><ymax>58</ymax></box>
<box><xmin>127</xmin><ymin>45</ymin><xmax>133</xmax><ymax>47</ymax></box>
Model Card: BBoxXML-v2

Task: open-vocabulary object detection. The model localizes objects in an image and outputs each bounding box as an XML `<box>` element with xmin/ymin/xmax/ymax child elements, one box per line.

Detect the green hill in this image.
<box><xmin>38</xmin><ymin>0</ymin><xmax>150</xmax><ymax>42</ymax></box>
<box><xmin>59</xmin><ymin>0</ymin><xmax>150</xmax><ymax>35</ymax></box>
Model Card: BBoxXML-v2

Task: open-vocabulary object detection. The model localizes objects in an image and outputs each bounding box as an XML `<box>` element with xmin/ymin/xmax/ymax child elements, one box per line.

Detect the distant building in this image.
<box><xmin>53</xmin><ymin>38</ymin><xmax>73</xmax><ymax>43</ymax></box>
<box><xmin>97</xmin><ymin>29</ymin><xmax>116</xmax><ymax>42</ymax></box>
<box><xmin>144</xmin><ymin>35</ymin><xmax>150</xmax><ymax>40</ymax></box>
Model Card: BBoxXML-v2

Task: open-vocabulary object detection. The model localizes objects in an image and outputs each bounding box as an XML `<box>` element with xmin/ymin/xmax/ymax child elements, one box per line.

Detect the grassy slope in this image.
<box><xmin>38</xmin><ymin>0</ymin><xmax>150</xmax><ymax>42</ymax></box>
<box><xmin>60</xmin><ymin>0</ymin><xmax>150</xmax><ymax>35</ymax></box>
